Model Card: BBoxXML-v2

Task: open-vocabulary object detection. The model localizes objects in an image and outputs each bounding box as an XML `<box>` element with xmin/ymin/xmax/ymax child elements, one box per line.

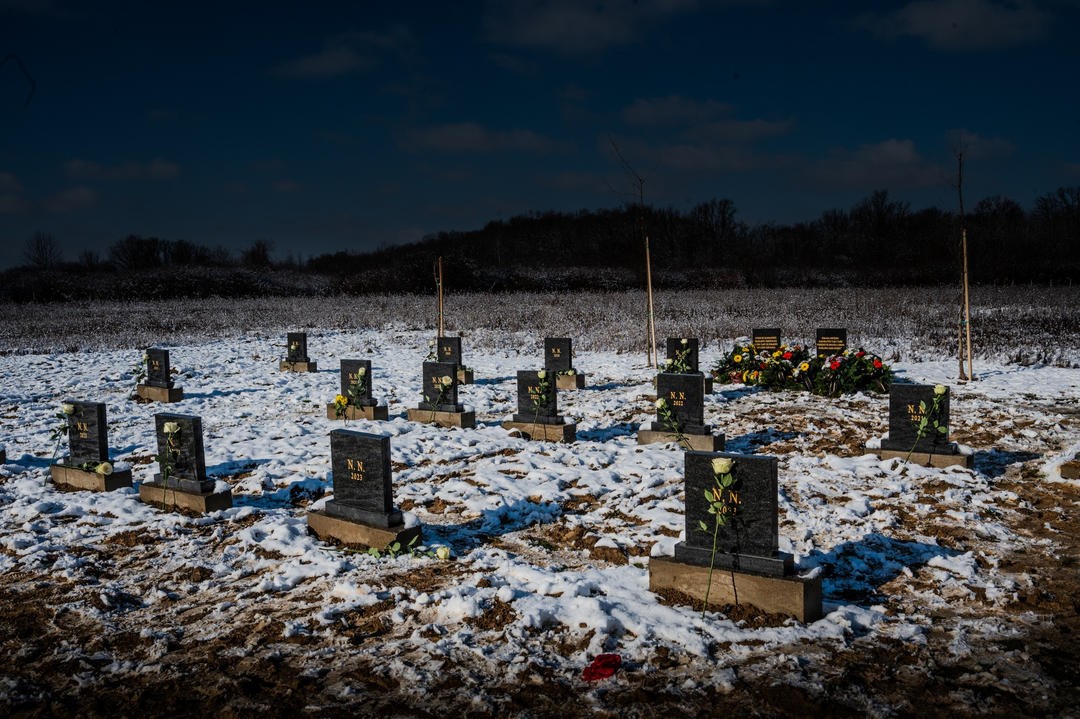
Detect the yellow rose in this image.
<box><xmin>334</xmin><ymin>394</ymin><xmax>348</xmax><ymax>406</ymax></box>
<box><xmin>772</xmin><ymin>350</ymin><xmax>781</xmax><ymax>358</ymax></box>
<box><xmin>934</xmin><ymin>384</ymin><xmax>947</xmax><ymax>396</ymax></box>
<box><xmin>537</xmin><ymin>370</ymin><xmax>547</xmax><ymax>380</ymax></box>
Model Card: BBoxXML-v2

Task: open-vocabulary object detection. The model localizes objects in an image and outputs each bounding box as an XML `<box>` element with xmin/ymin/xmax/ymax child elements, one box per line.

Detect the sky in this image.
<box><xmin>1</xmin><ymin>0</ymin><xmax>1078</xmax><ymax>270</ymax></box>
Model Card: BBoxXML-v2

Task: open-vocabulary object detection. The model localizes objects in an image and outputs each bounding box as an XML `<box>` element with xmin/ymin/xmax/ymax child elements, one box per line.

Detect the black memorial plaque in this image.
<box><xmin>816</xmin><ymin>328</ymin><xmax>847</xmax><ymax>356</ymax></box>
<box><xmin>752</xmin><ymin>329</ymin><xmax>781</xmax><ymax>353</ymax></box>
<box><xmin>65</xmin><ymin>400</ymin><xmax>109</xmax><ymax>465</ymax></box>
<box><xmin>323</xmin><ymin>429</ymin><xmax>402</xmax><ymax>528</ymax></box>
<box><xmin>544</xmin><ymin>338</ymin><xmax>573</xmax><ymax>373</ymax></box>
<box><xmin>153</xmin><ymin>413</ymin><xmax>211</xmax><ymax>493</ymax></box>
<box><xmin>512</xmin><ymin>370</ymin><xmax>563</xmax><ymax>424</ymax></box>
<box><xmin>146</xmin><ymin>348</ymin><xmax>173</xmax><ymax>389</ymax></box>
<box><xmin>674</xmin><ymin>451</ymin><xmax>793</xmax><ymax>576</ymax></box>
<box><xmin>340</xmin><ymin>360</ymin><xmax>375</xmax><ymax>406</ymax></box>
<box><xmin>653</xmin><ymin>373</ymin><xmax>709</xmax><ymax>435</ymax></box>
<box><xmin>419</xmin><ymin>361</ymin><xmax>462</xmax><ymax>412</ymax></box>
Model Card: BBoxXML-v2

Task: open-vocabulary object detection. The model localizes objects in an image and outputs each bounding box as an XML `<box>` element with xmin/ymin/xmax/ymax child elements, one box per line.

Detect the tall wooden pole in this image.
<box><xmin>435</xmin><ymin>256</ymin><xmax>444</xmax><ymax>338</ymax></box>
<box><xmin>961</xmin><ymin>228</ymin><xmax>974</xmax><ymax>380</ymax></box>
<box><xmin>645</xmin><ymin>235</ymin><xmax>657</xmax><ymax>367</ymax></box>
<box><xmin>955</xmin><ymin>152</ymin><xmax>973</xmax><ymax>381</ymax></box>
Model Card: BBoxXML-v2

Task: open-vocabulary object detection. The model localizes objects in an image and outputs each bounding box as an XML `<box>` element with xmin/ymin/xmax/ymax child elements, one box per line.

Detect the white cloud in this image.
<box><xmin>43</xmin><ymin>186</ymin><xmax>97</xmax><ymax>213</ymax></box>
<box><xmin>856</xmin><ymin>0</ymin><xmax>1050</xmax><ymax>50</ymax></box>
<box><xmin>809</xmin><ymin>139</ymin><xmax>943</xmax><ymax>189</ymax></box>
<box><xmin>945</xmin><ymin>128</ymin><xmax>1015</xmax><ymax>159</ymax></box>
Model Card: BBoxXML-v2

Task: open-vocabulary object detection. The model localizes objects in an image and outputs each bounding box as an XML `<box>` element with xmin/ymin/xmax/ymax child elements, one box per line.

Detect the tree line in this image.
<box><xmin>5</xmin><ymin>187</ymin><xmax>1078</xmax><ymax>302</ymax></box>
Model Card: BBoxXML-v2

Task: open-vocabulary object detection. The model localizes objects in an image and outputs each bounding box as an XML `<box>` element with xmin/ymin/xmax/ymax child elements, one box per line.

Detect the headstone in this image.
<box><xmin>512</xmin><ymin>371</ymin><xmax>563</xmax><ymax>425</ymax></box>
<box><xmin>674</xmin><ymin>451</ymin><xmax>793</xmax><ymax>576</ymax></box>
<box><xmin>752</xmin><ymin>329</ymin><xmax>781</xmax><ymax>353</ymax></box>
<box><xmin>437</xmin><ymin>336</ymin><xmax>462</xmax><ymax>367</ymax></box>
<box><xmin>146</xmin><ymin>348</ymin><xmax>173</xmax><ymax>389</ymax></box>
<box><xmin>419</xmin><ymin>361</ymin><xmax>462</xmax><ymax>412</ymax></box>
<box><xmin>816</xmin><ymin>328</ymin><xmax>847</xmax><ymax>356</ymax></box>
<box><xmin>665</xmin><ymin>338</ymin><xmax>700</xmax><ymax>373</ymax></box>
<box><xmin>286</xmin><ymin>332</ymin><xmax>309</xmax><ymax>363</ymax></box>
<box><xmin>153</xmin><ymin>413</ymin><xmax>211</xmax><ymax>493</ymax></box>
<box><xmin>323</xmin><ymin>430</ymin><xmax>401</xmax><ymax>528</ymax></box>
<box><xmin>544</xmin><ymin>338</ymin><xmax>573</xmax><ymax>373</ymax></box>
<box><xmin>64</xmin><ymin>400</ymin><xmax>109</xmax><ymax>465</ymax></box>
<box><xmin>879</xmin><ymin>384</ymin><xmax>954</xmax><ymax>455</ymax></box>
<box><xmin>653</xmin><ymin>373</ymin><xmax>709</xmax><ymax>435</ymax></box>
<box><xmin>340</xmin><ymin>360</ymin><xmax>375</xmax><ymax>406</ymax></box>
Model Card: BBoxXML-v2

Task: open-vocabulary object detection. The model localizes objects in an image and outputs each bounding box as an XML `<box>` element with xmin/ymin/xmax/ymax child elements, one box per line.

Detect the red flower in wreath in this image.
<box><xmin>829</xmin><ymin>360</ymin><xmax>841</xmax><ymax>371</ymax></box>
<box><xmin>759</xmin><ymin>362</ymin><xmax>766</xmax><ymax>370</ymax></box>
<box><xmin>856</xmin><ymin>351</ymin><xmax>866</xmax><ymax>358</ymax></box>
<box><xmin>873</xmin><ymin>358</ymin><xmax>883</xmax><ymax>369</ymax></box>
<box><xmin>782</xmin><ymin>351</ymin><xmax>792</xmax><ymax>360</ymax></box>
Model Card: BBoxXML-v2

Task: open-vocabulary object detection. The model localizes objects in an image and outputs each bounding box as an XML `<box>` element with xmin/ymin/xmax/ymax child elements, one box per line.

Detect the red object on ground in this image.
<box><xmin>582</xmin><ymin>653</ymin><xmax>622</xmax><ymax>681</ymax></box>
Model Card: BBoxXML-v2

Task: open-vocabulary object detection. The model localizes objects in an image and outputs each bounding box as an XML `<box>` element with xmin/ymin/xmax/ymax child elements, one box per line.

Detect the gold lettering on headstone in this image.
<box><xmin>75</xmin><ymin>421</ymin><xmax>89</xmax><ymax>439</ymax></box>
<box><xmin>345</xmin><ymin>457</ymin><xmax>365</xmax><ymax>482</ymax></box>
<box><xmin>528</xmin><ymin>385</ymin><xmax>542</xmax><ymax>401</ymax></box>
<box><xmin>818</xmin><ymin>336</ymin><xmax>845</xmax><ymax>353</ymax></box>
<box><xmin>550</xmin><ymin>348</ymin><xmax>561</xmax><ymax>358</ymax></box>
<box><xmin>906</xmin><ymin>403</ymin><xmax>925</xmax><ymax>423</ymax></box>
<box><xmin>754</xmin><ymin>334</ymin><xmax>780</xmax><ymax>351</ymax></box>
<box><xmin>348</xmin><ymin>371</ymin><xmax>358</xmax><ymax>384</ymax></box>
<box><xmin>441</xmin><ymin>345</ymin><xmax>451</xmax><ymax>357</ymax></box>
<box><xmin>668</xmin><ymin>390</ymin><xmax>687</xmax><ymax>407</ymax></box>
<box><xmin>150</xmin><ymin>360</ymin><xmax>161</xmax><ymax>373</ymax></box>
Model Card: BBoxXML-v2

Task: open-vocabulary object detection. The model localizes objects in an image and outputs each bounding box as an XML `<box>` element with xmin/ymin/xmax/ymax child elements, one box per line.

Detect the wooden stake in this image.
<box><xmin>435</xmin><ymin>256</ymin><xmax>444</xmax><ymax>338</ymax></box>
<box><xmin>645</xmin><ymin>235</ymin><xmax>657</xmax><ymax>367</ymax></box>
<box><xmin>953</xmin><ymin>149</ymin><xmax>970</xmax><ymax>381</ymax></box>
<box><xmin>961</xmin><ymin>228</ymin><xmax>974</xmax><ymax>380</ymax></box>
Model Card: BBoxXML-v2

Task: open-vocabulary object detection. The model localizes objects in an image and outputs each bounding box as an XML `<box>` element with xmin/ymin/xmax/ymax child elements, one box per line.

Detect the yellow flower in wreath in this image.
<box><xmin>733</xmin><ymin>354</ymin><xmax>742</xmax><ymax>363</ymax></box>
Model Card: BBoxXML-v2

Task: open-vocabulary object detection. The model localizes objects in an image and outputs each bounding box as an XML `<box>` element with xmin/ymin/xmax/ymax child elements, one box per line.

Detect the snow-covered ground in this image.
<box><xmin>1</xmin><ymin>325</ymin><xmax>1078</xmax><ymax>716</ymax></box>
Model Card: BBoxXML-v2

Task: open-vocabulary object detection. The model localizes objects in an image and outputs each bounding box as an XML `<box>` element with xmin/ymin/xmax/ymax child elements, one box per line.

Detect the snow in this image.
<box><xmin>0</xmin><ymin>326</ymin><xmax>1077</xmax><ymax>686</ymax></box>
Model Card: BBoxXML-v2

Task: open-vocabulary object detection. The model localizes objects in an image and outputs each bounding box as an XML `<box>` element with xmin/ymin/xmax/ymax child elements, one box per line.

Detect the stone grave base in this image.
<box><xmin>457</xmin><ymin>368</ymin><xmax>474</xmax><ymax>385</ymax></box>
<box><xmin>638</xmin><ymin>430</ymin><xmax>724</xmax><ymax>452</ymax></box>
<box><xmin>136</xmin><ymin>384</ymin><xmax>184</xmax><ymax>403</ymax></box>
<box><xmin>649</xmin><ymin>556</ymin><xmax>823</xmax><ymax>623</ymax></box>
<box><xmin>406</xmin><ymin>408</ymin><xmax>476</xmax><ymax>429</ymax></box>
<box><xmin>325</xmin><ymin>404</ymin><xmax>389</xmax><ymax>421</ymax></box>
<box><xmin>1060</xmin><ymin>457</ymin><xmax>1080</xmax><ymax>479</ymax></box>
<box><xmin>50</xmin><ymin>464</ymin><xmax>133</xmax><ymax>492</ymax></box>
<box><xmin>280</xmin><ymin>361</ymin><xmax>317</xmax><ymax>373</ymax></box>
<box><xmin>866</xmin><ymin>448</ymin><xmax>975</xmax><ymax>469</ymax></box>
<box><xmin>307</xmin><ymin>510</ymin><xmax>422</xmax><ymax>550</ymax></box>
<box><xmin>502</xmin><ymin>420</ymin><xmax>577</xmax><ymax>443</ymax></box>
<box><xmin>0</xmin><ymin>448</ymin><xmax>5</xmax><ymax>463</ymax></box>
<box><xmin>138</xmin><ymin>482</ymin><xmax>233</xmax><ymax>513</ymax></box>
<box><xmin>556</xmin><ymin>373</ymin><xmax>586</xmax><ymax>390</ymax></box>
<box><xmin>651</xmin><ymin>376</ymin><xmax>713</xmax><ymax>393</ymax></box>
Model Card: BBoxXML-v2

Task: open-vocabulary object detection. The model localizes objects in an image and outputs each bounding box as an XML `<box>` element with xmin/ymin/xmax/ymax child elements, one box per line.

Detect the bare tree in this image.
<box><xmin>24</xmin><ymin>232</ymin><xmax>61</xmax><ymax>268</ymax></box>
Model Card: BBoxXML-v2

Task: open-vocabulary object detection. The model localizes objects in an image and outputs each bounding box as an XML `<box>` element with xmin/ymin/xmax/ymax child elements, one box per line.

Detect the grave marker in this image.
<box><xmin>870</xmin><ymin>384</ymin><xmax>971</xmax><ymax>467</ymax></box>
<box><xmin>327</xmin><ymin>359</ymin><xmax>388</xmax><ymax>421</ymax></box>
<box><xmin>638</xmin><ymin>373</ymin><xmax>723</xmax><ymax>451</ymax></box>
<box><xmin>138</xmin><ymin>412</ymin><xmax>232</xmax><ymax>512</ymax></box>
<box><xmin>280</xmin><ymin>332</ymin><xmax>317</xmax><ymax>372</ymax></box>
<box><xmin>815</xmin><ymin>328</ymin><xmax>847</xmax><ymax>356</ymax></box>
<box><xmin>50</xmin><ymin>400</ymin><xmax>133</xmax><ymax>491</ymax></box>
<box><xmin>503</xmin><ymin>370</ymin><xmax>575</xmax><ymax>442</ymax></box>
<box><xmin>437</xmin><ymin>336</ymin><xmax>473</xmax><ymax>384</ymax></box>
<box><xmin>406</xmin><ymin>361</ymin><xmax>476</xmax><ymax>428</ymax></box>
<box><xmin>649</xmin><ymin>451</ymin><xmax>822</xmax><ymax>622</ymax></box>
<box><xmin>308</xmin><ymin>430</ymin><xmax>422</xmax><ymax>549</ymax></box>
<box><xmin>136</xmin><ymin>348</ymin><xmax>183</xmax><ymax>402</ymax></box>
<box><xmin>752</xmin><ymin>329</ymin><xmax>781</xmax><ymax>353</ymax></box>
<box><xmin>544</xmin><ymin>337</ymin><xmax>587</xmax><ymax>390</ymax></box>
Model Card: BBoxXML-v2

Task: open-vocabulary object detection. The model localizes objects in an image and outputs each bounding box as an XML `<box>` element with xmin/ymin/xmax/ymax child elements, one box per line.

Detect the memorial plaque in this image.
<box><xmin>323</xmin><ymin>430</ymin><xmax>402</xmax><ymax>528</ymax></box>
<box><xmin>674</xmin><ymin>451</ymin><xmax>793</xmax><ymax>576</ymax></box>
<box><xmin>437</xmin><ymin>336</ymin><xmax>462</xmax><ymax>367</ymax></box>
<box><xmin>419</xmin><ymin>361</ymin><xmax>461</xmax><ymax>412</ymax></box>
<box><xmin>286</xmin><ymin>332</ymin><xmax>309</xmax><ymax>363</ymax></box>
<box><xmin>339</xmin><ymin>360</ymin><xmax>375</xmax><ymax>407</ymax></box>
<box><xmin>879</xmin><ymin>384</ymin><xmax>953</xmax><ymax>454</ymax></box>
<box><xmin>653</xmin><ymin>373</ymin><xmax>708</xmax><ymax>435</ymax></box>
<box><xmin>65</xmin><ymin>400</ymin><xmax>109</xmax><ymax>465</ymax></box>
<box><xmin>146</xmin><ymin>348</ymin><xmax>173</xmax><ymax>389</ymax></box>
<box><xmin>153</xmin><ymin>413</ymin><xmax>211</xmax><ymax>493</ymax></box>
<box><xmin>665</xmin><ymin>337</ymin><xmax>700</xmax><ymax>373</ymax></box>
<box><xmin>816</xmin><ymin>328</ymin><xmax>847</xmax><ymax>356</ymax></box>
<box><xmin>544</xmin><ymin>338</ymin><xmax>573</xmax><ymax>373</ymax></box>
<box><xmin>512</xmin><ymin>370</ymin><xmax>563</xmax><ymax>425</ymax></box>
<box><xmin>752</xmin><ymin>329</ymin><xmax>781</xmax><ymax>353</ymax></box>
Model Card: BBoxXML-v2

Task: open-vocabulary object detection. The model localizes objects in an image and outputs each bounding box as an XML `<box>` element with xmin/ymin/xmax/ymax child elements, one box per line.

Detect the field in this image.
<box><xmin>1</xmin><ymin>287</ymin><xmax>1079</xmax><ymax>718</ymax></box>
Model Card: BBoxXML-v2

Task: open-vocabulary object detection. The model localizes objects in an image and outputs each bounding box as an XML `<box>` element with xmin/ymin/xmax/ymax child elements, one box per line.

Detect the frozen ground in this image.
<box><xmin>1</xmin><ymin>303</ymin><xmax>1079</xmax><ymax>717</ymax></box>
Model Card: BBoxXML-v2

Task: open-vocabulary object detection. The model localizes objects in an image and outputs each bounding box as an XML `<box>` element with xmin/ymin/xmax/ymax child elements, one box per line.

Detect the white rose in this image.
<box><xmin>61</xmin><ymin>403</ymin><xmax>76</xmax><ymax>415</ymax></box>
<box><xmin>435</xmin><ymin>546</ymin><xmax>451</xmax><ymax>561</ymax></box>
<box><xmin>357</xmin><ymin>367</ymin><xmax>366</xmax><ymax>377</ymax></box>
<box><xmin>681</xmin><ymin>338</ymin><xmax>688</xmax><ymax>345</ymax></box>
<box><xmin>95</xmin><ymin>461</ymin><xmax>113</xmax><ymax>475</ymax></box>
<box><xmin>440</xmin><ymin>375</ymin><xmax>452</xmax><ymax>386</ymax></box>
<box><xmin>933</xmin><ymin>384</ymin><xmax>947</xmax><ymax>396</ymax></box>
<box><xmin>711</xmin><ymin>457</ymin><xmax>733</xmax><ymax>475</ymax></box>
<box><xmin>537</xmin><ymin>370</ymin><xmax>547</xmax><ymax>380</ymax></box>
<box><xmin>655</xmin><ymin>398</ymin><xmax>666</xmax><ymax>408</ymax></box>
<box><xmin>162</xmin><ymin>422</ymin><xmax>180</xmax><ymax>435</ymax></box>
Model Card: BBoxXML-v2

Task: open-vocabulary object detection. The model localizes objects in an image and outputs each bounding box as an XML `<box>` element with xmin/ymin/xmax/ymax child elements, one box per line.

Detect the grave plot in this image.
<box><xmin>136</xmin><ymin>348</ymin><xmax>183</xmax><ymax>402</ymax></box>
<box><xmin>137</xmin><ymin>413</ymin><xmax>233</xmax><ymax>513</ymax></box>
<box><xmin>280</xmin><ymin>332</ymin><xmax>317</xmax><ymax>372</ymax></box>
<box><xmin>868</xmin><ymin>383</ymin><xmax>974</xmax><ymax>468</ymax></box>
<box><xmin>639</xmin><ymin>372</ymin><xmax>724</xmax><ymax>451</ymax></box>
<box><xmin>501</xmin><ymin>369</ymin><xmax>576</xmax><ymax>442</ymax></box>
<box><xmin>327</xmin><ymin>359</ymin><xmax>388</xmax><ymax>422</ymax></box>
<box><xmin>49</xmin><ymin>400</ymin><xmax>132</xmax><ymax>491</ymax></box>
<box><xmin>405</xmin><ymin>361</ymin><xmax>476</xmax><ymax>428</ymax></box>
<box><xmin>544</xmin><ymin>337</ymin><xmax>586</xmax><ymax>390</ymax></box>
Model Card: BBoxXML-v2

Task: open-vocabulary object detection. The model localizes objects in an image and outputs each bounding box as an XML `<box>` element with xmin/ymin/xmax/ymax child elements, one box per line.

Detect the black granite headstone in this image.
<box><xmin>153</xmin><ymin>413</ymin><xmax>211</xmax><ymax>493</ymax></box>
<box><xmin>752</xmin><ymin>329</ymin><xmax>781</xmax><ymax>353</ymax></box>
<box><xmin>665</xmin><ymin>338</ymin><xmax>700</xmax><ymax>373</ymax></box>
<box><xmin>65</xmin><ymin>400</ymin><xmax>108</xmax><ymax>465</ymax></box>
<box><xmin>146</xmin><ymin>348</ymin><xmax>173</xmax><ymax>389</ymax></box>
<box><xmin>323</xmin><ymin>430</ymin><xmax>402</xmax><ymax>528</ymax></box>
<box><xmin>544</xmin><ymin>338</ymin><xmax>573</xmax><ymax>373</ymax></box>
<box><xmin>437</xmin><ymin>336</ymin><xmax>463</xmax><ymax>367</ymax></box>
<box><xmin>512</xmin><ymin>370</ymin><xmax>563</xmax><ymax>424</ymax></box>
<box><xmin>653</xmin><ymin>373</ymin><xmax>709</xmax><ymax>435</ymax></box>
<box><xmin>286</xmin><ymin>333</ymin><xmax>309</xmax><ymax>363</ymax></box>
<box><xmin>879</xmin><ymin>384</ymin><xmax>955</xmax><ymax>454</ymax></box>
<box><xmin>674</xmin><ymin>451</ymin><xmax>793</xmax><ymax>576</ymax></box>
<box><xmin>816</xmin><ymin>328</ymin><xmax>847</xmax><ymax>356</ymax></box>
<box><xmin>419</xmin><ymin>361</ymin><xmax>462</xmax><ymax>412</ymax></box>
<box><xmin>339</xmin><ymin>360</ymin><xmax>375</xmax><ymax>407</ymax></box>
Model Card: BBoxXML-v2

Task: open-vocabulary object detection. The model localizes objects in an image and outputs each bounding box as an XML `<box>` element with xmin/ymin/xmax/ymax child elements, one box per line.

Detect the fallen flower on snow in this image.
<box><xmin>582</xmin><ymin>653</ymin><xmax>621</xmax><ymax>681</ymax></box>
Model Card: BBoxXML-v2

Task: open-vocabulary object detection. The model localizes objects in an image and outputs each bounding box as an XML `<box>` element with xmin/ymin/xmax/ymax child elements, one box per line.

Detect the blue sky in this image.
<box><xmin>1</xmin><ymin>0</ymin><xmax>1077</xmax><ymax>270</ymax></box>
